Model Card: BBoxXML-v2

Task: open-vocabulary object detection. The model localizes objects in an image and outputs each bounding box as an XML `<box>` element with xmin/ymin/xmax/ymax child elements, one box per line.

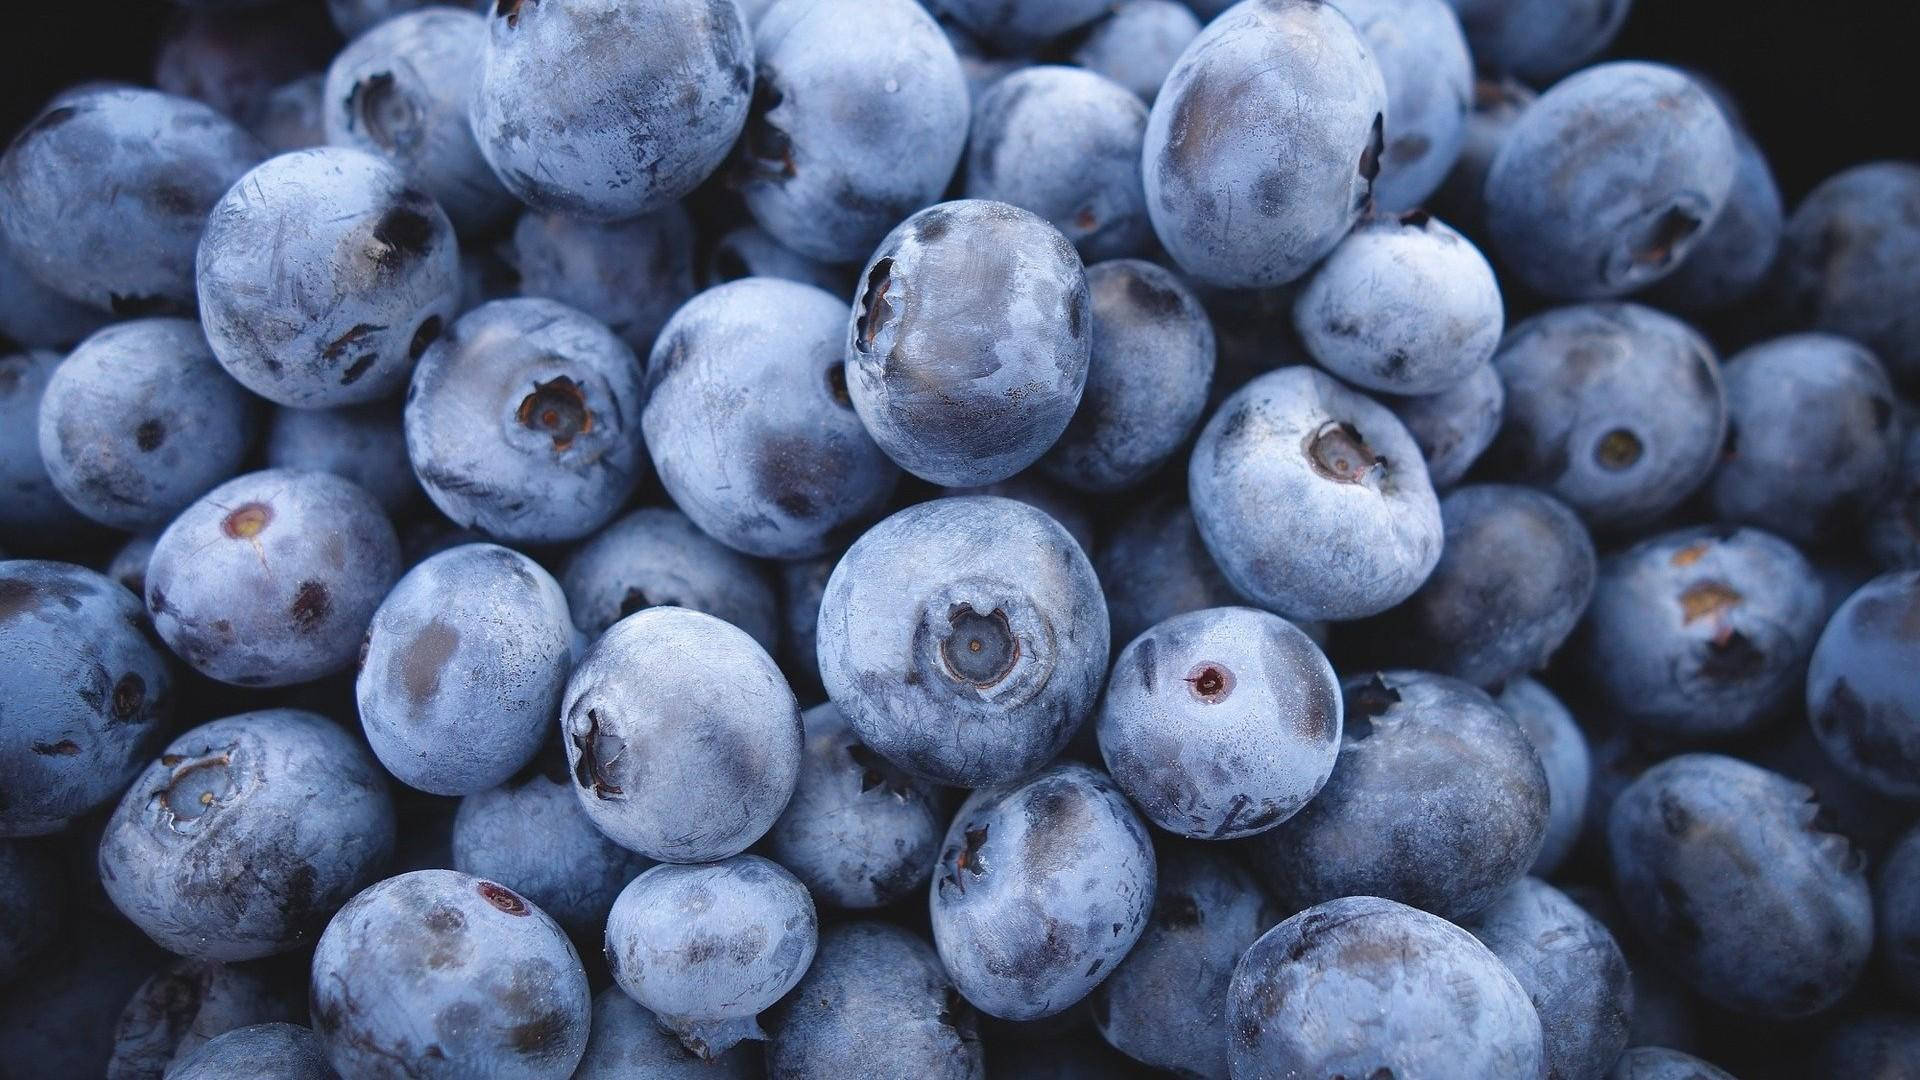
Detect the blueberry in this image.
<box><xmin>846</xmin><ymin>200</ymin><xmax>1091</xmax><ymax>487</ymax></box>
<box><xmin>646</xmin><ymin>278</ymin><xmax>899</xmax><ymax>559</ymax></box>
<box><xmin>0</xmin><ymin>839</ymin><xmax>64</xmax><ymax>984</ymax></box>
<box><xmin>603</xmin><ymin>855</ymin><xmax>818</xmax><ymax>1058</ymax></box>
<box><xmin>1038</xmin><ymin>259</ymin><xmax>1216</xmax><ymax>493</ymax></box>
<box><xmin>562</xmin><ymin>606</ymin><xmax>801</xmax><ymax>862</ymax></box>
<box><xmin>246</xmin><ymin>73</ymin><xmax>327</xmax><ymax>153</ymax></box>
<box><xmin>1813</xmin><ymin>1014</ymin><xmax>1920</xmax><ymax>1080</ymax></box>
<box><xmin>1294</xmin><ymin>212</ymin><xmax>1504</xmax><ymax>395</ymax></box>
<box><xmin>471</xmin><ymin>0</ymin><xmax>753</xmax><ymax>221</ymax></box>
<box><xmin>966</xmin><ymin>67</ymin><xmax>1151</xmax><ymax>262</ymax></box>
<box><xmin>405</xmin><ymin>298</ymin><xmax>645</xmax><ymax>544</ymax></box>
<box><xmin>450</xmin><ymin>753</ymin><xmax>652</xmax><ymax>941</ymax></box>
<box><xmin>941</xmin><ymin>474</ymin><xmax>1100</xmax><ymax>558</ymax></box>
<box><xmin>1770</xmin><ymin>162</ymin><xmax>1920</xmax><ymax>393</ymax></box>
<box><xmin>559</xmin><ymin>507</ymin><xmax>779</xmax><ymax>652</ymax></box>
<box><xmin>1647</xmin><ymin>125</ymin><xmax>1785</xmax><ymax>312</ymax></box>
<box><xmin>322</xmin><ymin>7</ymin><xmax>515</xmax><ymax>233</ymax></box>
<box><xmin>1498</xmin><ymin>678</ymin><xmax>1591</xmax><ymax>878</ymax></box>
<box><xmin>106</xmin><ymin>957</ymin><xmax>300</xmax><ymax>1077</ymax></box>
<box><xmin>1226</xmin><ymin>895</ymin><xmax>1546</xmax><ymax>1079</ymax></box>
<box><xmin>1143</xmin><ymin>0</ymin><xmax>1387</xmax><ymax>288</ymax></box>
<box><xmin>765</xmin><ymin>703</ymin><xmax>945</xmax><ymax>909</ymax></box>
<box><xmin>765</xmin><ymin>921</ymin><xmax>985</xmax><ymax>1079</ymax></box>
<box><xmin>1490</xmin><ymin>303</ymin><xmax>1726</xmax><ymax>529</ymax></box>
<box><xmin>357</xmin><ymin>544</ymin><xmax>573</xmax><ymax>795</ymax></box>
<box><xmin>705</xmin><ymin>224</ymin><xmax>850</xmax><ymax>296</ymax></box>
<box><xmin>153</xmin><ymin>4</ymin><xmax>337</xmax><ymax>123</ymax></box>
<box><xmin>0</xmin><ymin>913</ymin><xmax>165</xmax><ymax>1079</ymax></box>
<box><xmin>1345</xmin><ymin>484</ymin><xmax>1596</xmax><ymax>688</ymax></box>
<box><xmin>1464</xmin><ymin>878</ymin><xmax>1633</xmax><ymax>1080</ymax></box>
<box><xmin>1560</xmin><ymin>885</ymin><xmax>1702</xmax><ymax>1057</ymax></box>
<box><xmin>1070</xmin><ymin>0</ymin><xmax>1201</xmax><ymax>104</ymax></box>
<box><xmin>145</xmin><ymin>469</ymin><xmax>401</xmax><ymax>687</ymax></box>
<box><xmin>777</xmin><ymin>553</ymin><xmax>835</xmax><ymax>696</ymax></box>
<box><xmin>1608</xmin><ymin>754</ymin><xmax>1872</xmax><ymax>1018</ymax></box>
<box><xmin>197</xmin><ymin>147</ymin><xmax>461</xmax><ymax>408</ymax></box>
<box><xmin>1090</xmin><ymin>841</ymin><xmax>1279</xmax><ymax>1077</ymax></box>
<box><xmin>1709</xmin><ymin>334</ymin><xmax>1901</xmax><ymax>544</ymax></box>
<box><xmin>0</xmin><ymin>87</ymin><xmax>263</xmax><ymax>315</ymax></box>
<box><xmin>1606</xmin><ymin>1048</ymin><xmax>1736</xmax><ymax>1080</ymax></box>
<box><xmin>1877</xmin><ymin>824</ymin><xmax>1920</xmax><ymax>1003</ymax></box>
<box><xmin>1582</xmin><ymin>526</ymin><xmax>1824</xmax><ymax>740</ymax></box>
<box><xmin>1096</xmin><ymin>495</ymin><xmax>1248</xmax><ymax>651</ymax></box>
<box><xmin>1430</xmin><ymin>76</ymin><xmax>1535</xmax><ymax>242</ymax></box>
<box><xmin>166</xmin><ymin>1022</ymin><xmax>337</xmax><ymax>1080</ymax></box>
<box><xmin>1807</xmin><ymin>570</ymin><xmax>1920</xmax><ymax>799</ymax></box>
<box><xmin>1245</xmin><ymin>670</ymin><xmax>1549</xmax><ymax>920</ymax></box>
<box><xmin>737</xmin><ymin>0</ymin><xmax>969</xmax><ymax>264</ymax></box>
<box><xmin>265</xmin><ymin>400</ymin><xmax>419</xmax><ymax>518</ymax></box>
<box><xmin>328</xmin><ymin>0</ymin><xmax>441</xmax><ymax>36</ymax></box>
<box><xmin>309</xmin><ymin>869</ymin><xmax>591</xmax><ymax>1079</ymax></box>
<box><xmin>37</xmin><ymin>318</ymin><xmax>260</xmax><ymax>532</ymax></box>
<box><xmin>0</xmin><ymin>238</ymin><xmax>108</xmax><ymax>350</ymax></box>
<box><xmin>1189</xmin><ymin>365</ymin><xmax>1443</xmax><ymax>621</ymax></box>
<box><xmin>573</xmin><ymin>988</ymin><xmax>759</xmax><ymax>1079</ymax></box>
<box><xmin>1447</xmin><ymin>0</ymin><xmax>1634</xmax><ymax>84</ymax></box>
<box><xmin>1868</xmin><ymin>425</ymin><xmax>1920</xmax><ymax>571</ymax></box>
<box><xmin>1486</xmin><ymin>63</ymin><xmax>1737</xmax><ymax>299</ymax></box>
<box><xmin>942</xmin><ymin>22</ymin><xmax>1030</xmax><ymax>105</ymax></box>
<box><xmin>931</xmin><ymin>763</ymin><xmax>1156</xmax><ymax>1020</ymax></box>
<box><xmin>1328</xmin><ymin>0</ymin><xmax>1473</xmax><ymax>212</ymax></box>
<box><xmin>0</xmin><ymin>560</ymin><xmax>174</xmax><ymax>837</ymax></box>
<box><xmin>1100</xmin><ymin>607</ymin><xmax>1340</xmax><ymax>839</ymax></box>
<box><xmin>0</xmin><ymin>349</ymin><xmax>98</xmax><ymax>547</ymax></box>
<box><xmin>816</xmin><ymin>496</ymin><xmax>1109</xmax><ymax>788</ymax></box>
<box><xmin>99</xmin><ymin>709</ymin><xmax>397</xmax><ymax>961</ymax></box>
<box><xmin>928</xmin><ymin>0</ymin><xmax>1112</xmax><ymax>53</ymax></box>
<box><xmin>1382</xmin><ymin>360</ymin><xmax>1506</xmax><ymax>491</ymax></box>
<box><xmin>509</xmin><ymin>205</ymin><xmax>698</xmax><ymax>357</ymax></box>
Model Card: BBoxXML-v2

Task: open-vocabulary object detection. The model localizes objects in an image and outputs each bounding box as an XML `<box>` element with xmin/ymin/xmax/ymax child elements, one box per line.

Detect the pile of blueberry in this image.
<box><xmin>2</xmin><ymin>0</ymin><xmax>1918</xmax><ymax>1077</ymax></box>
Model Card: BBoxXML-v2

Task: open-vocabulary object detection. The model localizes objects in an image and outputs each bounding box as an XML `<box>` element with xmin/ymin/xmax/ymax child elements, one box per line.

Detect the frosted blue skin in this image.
<box><xmin>1227</xmin><ymin>896</ymin><xmax>1546</xmax><ymax>1080</ymax></box>
<box><xmin>941</xmin><ymin>474</ymin><xmax>1098</xmax><ymax>559</ymax></box>
<box><xmin>509</xmin><ymin>205</ymin><xmax>698</xmax><ymax>357</ymax></box>
<box><xmin>471</xmin><ymin>0</ymin><xmax>753</xmax><ymax>221</ymax></box>
<box><xmin>106</xmin><ymin>957</ymin><xmax>300</xmax><ymax>1076</ymax></box>
<box><xmin>310</xmin><ymin>869</ymin><xmax>591</xmax><ymax>1079</ymax></box>
<box><xmin>765</xmin><ymin>703</ymin><xmax>944</xmax><ymax>909</ymax></box>
<box><xmin>1876</xmin><ymin>823</ymin><xmax>1920</xmax><ymax>1003</ymax></box>
<box><xmin>1097</xmin><ymin>496</ymin><xmax>1248</xmax><ymax>650</ymax></box>
<box><xmin>816</xmin><ymin>496</ymin><xmax>1110</xmax><ymax>788</ymax></box>
<box><xmin>405</xmin><ymin>297</ymin><xmax>645</xmax><ymax>545</ymax></box>
<box><xmin>168</xmin><ymin>1023</ymin><xmax>336</xmax><ymax>1080</ymax></box>
<box><xmin>706</xmin><ymin>224</ymin><xmax>850</xmax><ymax>296</ymax></box>
<box><xmin>846</xmin><ymin>200</ymin><xmax>1090</xmax><ymax>487</ymax></box>
<box><xmin>323</xmin><ymin>7</ymin><xmax>515</xmax><ymax>233</ymax></box>
<box><xmin>451</xmin><ymin>757</ymin><xmax>652</xmax><ymax>940</ymax></box>
<box><xmin>0</xmin><ymin>350</ymin><xmax>97</xmax><ymax>547</ymax></box>
<box><xmin>965</xmin><ymin>66</ymin><xmax>1151</xmax><ymax>262</ymax></box>
<box><xmin>645</xmin><ymin>278</ymin><xmax>900</xmax><ymax>560</ymax></box>
<box><xmin>1143</xmin><ymin>0</ymin><xmax>1387</xmax><ymax>288</ymax></box>
<box><xmin>1090</xmin><ymin>841</ymin><xmax>1279</xmax><ymax>1078</ymax></box>
<box><xmin>1485</xmin><ymin>62</ymin><xmax>1739</xmax><ymax>301</ymax></box>
<box><xmin>357</xmin><ymin>544</ymin><xmax>573</xmax><ymax>796</ymax></box>
<box><xmin>562</xmin><ymin>607</ymin><xmax>801</xmax><ymax>862</ymax></box>
<box><xmin>739</xmin><ymin>0</ymin><xmax>969</xmax><ymax>264</ymax></box>
<box><xmin>1647</xmin><ymin>128</ymin><xmax>1783</xmax><ymax>312</ymax></box>
<box><xmin>198</xmin><ymin>147</ymin><xmax>461</xmax><ymax>408</ymax></box>
<box><xmin>574</xmin><ymin>990</ymin><xmax>758</xmax><ymax>1079</ymax></box>
<box><xmin>1039</xmin><ymin>259</ymin><xmax>1215</xmax><ymax>493</ymax></box>
<box><xmin>1709</xmin><ymin>334</ymin><xmax>1900</xmax><ymax>545</ymax></box>
<box><xmin>1189</xmin><ymin>365</ymin><xmax>1442</xmax><ymax>622</ymax></box>
<box><xmin>1465</xmin><ymin>879</ymin><xmax>1633</xmax><ymax>1080</ymax></box>
<box><xmin>37</xmin><ymin>318</ymin><xmax>260</xmax><ymax>532</ymax></box>
<box><xmin>1446</xmin><ymin>0</ymin><xmax>1632</xmax><ymax>84</ymax></box>
<box><xmin>766</xmin><ymin>922</ymin><xmax>985</xmax><ymax>1079</ymax></box>
<box><xmin>99</xmin><ymin>709</ymin><xmax>397</xmax><ymax>961</ymax></box>
<box><xmin>1245</xmin><ymin>670</ymin><xmax>1549</xmax><ymax>920</ymax></box>
<box><xmin>1099</xmin><ymin>607</ymin><xmax>1341</xmax><ymax>839</ymax></box>
<box><xmin>1870</xmin><ymin>426</ymin><xmax>1920</xmax><ymax>571</ymax></box>
<box><xmin>1582</xmin><ymin>526</ymin><xmax>1824</xmax><ymax>741</ymax></box>
<box><xmin>928</xmin><ymin>0</ymin><xmax>1111</xmax><ymax>52</ymax></box>
<box><xmin>0</xmin><ymin>839</ymin><xmax>64</xmax><ymax>984</ymax></box>
<box><xmin>0</xmin><ymin>560</ymin><xmax>174</xmax><ymax>837</ymax></box>
<box><xmin>1808</xmin><ymin>571</ymin><xmax>1920</xmax><ymax>799</ymax></box>
<box><xmin>1430</xmin><ymin>76</ymin><xmax>1534</xmax><ymax>243</ymax></box>
<box><xmin>1071</xmin><ymin>0</ymin><xmax>1201</xmax><ymax>104</ymax></box>
<box><xmin>329</xmin><ymin>0</ymin><xmax>445</xmax><ymax>37</ymax></box>
<box><xmin>1383</xmin><ymin>362</ymin><xmax>1505</xmax><ymax>491</ymax></box>
<box><xmin>559</xmin><ymin>507</ymin><xmax>779</xmax><ymax>651</ymax></box>
<box><xmin>1329</xmin><ymin>0</ymin><xmax>1471</xmax><ymax>212</ymax></box>
<box><xmin>1293</xmin><ymin>212</ymin><xmax>1504</xmax><ymax>395</ymax></box>
<box><xmin>1608</xmin><ymin>754</ymin><xmax>1872</xmax><ymax>1018</ymax></box>
<box><xmin>146</xmin><ymin>469</ymin><xmax>402</xmax><ymax>687</ymax></box>
<box><xmin>604</xmin><ymin>855</ymin><xmax>818</xmax><ymax>1059</ymax></box>
<box><xmin>0</xmin><ymin>238</ymin><xmax>108</xmax><ymax>349</ymax></box>
<box><xmin>931</xmin><ymin>763</ymin><xmax>1156</xmax><ymax>1021</ymax></box>
<box><xmin>1490</xmin><ymin>303</ymin><xmax>1727</xmax><ymax>530</ymax></box>
<box><xmin>265</xmin><ymin>400</ymin><xmax>419</xmax><ymax>517</ymax></box>
<box><xmin>1497</xmin><ymin>678</ymin><xmax>1589</xmax><ymax>878</ymax></box>
<box><xmin>1771</xmin><ymin>162</ymin><xmax>1920</xmax><ymax>392</ymax></box>
<box><xmin>0</xmin><ymin>87</ymin><xmax>263</xmax><ymax>315</ymax></box>
<box><xmin>248</xmin><ymin>74</ymin><xmax>327</xmax><ymax>153</ymax></box>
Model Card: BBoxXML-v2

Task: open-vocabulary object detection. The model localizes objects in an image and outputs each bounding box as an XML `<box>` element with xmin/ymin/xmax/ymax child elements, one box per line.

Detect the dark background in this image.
<box><xmin>0</xmin><ymin>0</ymin><xmax>1914</xmax><ymax>205</ymax></box>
